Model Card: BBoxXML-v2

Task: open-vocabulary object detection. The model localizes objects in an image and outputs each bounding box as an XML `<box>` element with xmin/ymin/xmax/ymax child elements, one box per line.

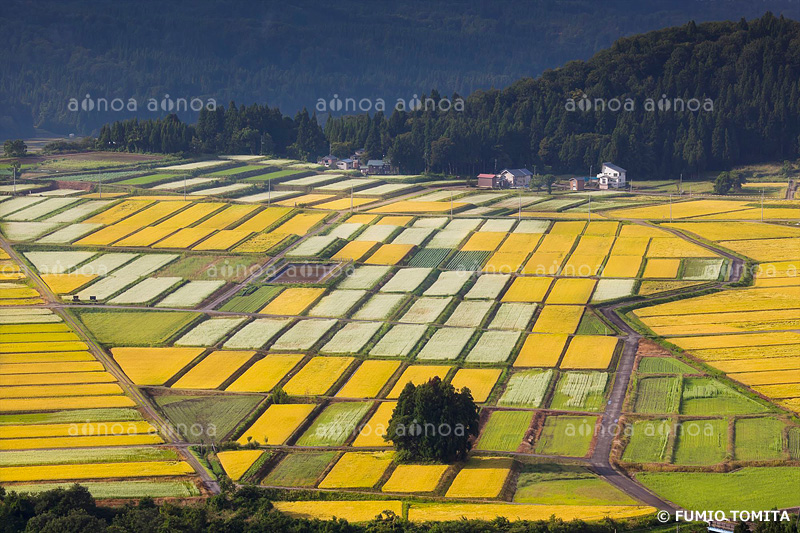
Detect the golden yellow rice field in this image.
<box><xmin>669</xmin><ymin>331</ymin><xmax>800</xmax><ymax>350</ymax></box>
<box><xmin>352</xmin><ymin>401</ymin><xmax>396</xmax><ymax>447</ymax></box>
<box><xmin>368</xmin><ymin>201</ymin><xmax>467</xmax><ymax>213</ymax></box>
<box><xmin>642</xmin><ymin>258</ymin><xmax>681</xmax><ymax>278</ymax></box>
<box><xmin>607</xmin><ymin>200</ymin><xmax>751</xmax><ymax>220</ymax></box>
<box><xmin>0</xmin><ymin>395</ymin><xmax>135</xmax><ymax>411</ymax></box>
<box><xmin>513</xmin><ymin>334</ymin><xmax>569</xmax><ymax>367</ymax></box>
<box><xmin>335</xmin><ymin>360</ymin><xmax>401</xmax><ymax>398</ymax></box>
<box><xmin>314</xmin><ymin>197</ymin><xmax>375</xmax><ymax>210</ymax></box>
<box><xmin>444</xmin><ymin>457</ymin><xmax>512</xmax><ymax>498</ymax></box>
<box><xmin>534</xmin><ymin>233</ymin><xmax>576</xmax><ymax>253</ymax></box>
<box><xmin>40</xmin><ymin>274</ymin><xmax>98</xmax><ymax>294</ymax></box>
<box><xmin>0</xmin><ymin>382</ymin><xmax>123</xmax><ymax>398</ymax></box>
<box><xmin>0</xmin><ymin>420</ymin><xmax>155</xmax><ymax>439</ymax></box>
<box><xmin>521</xmin><ymin>252</ymin><xmax>565</xmax><ymax>275</ymax></box>
<box><xmin>233</xmin><ymin>232</ymin><xmax>289</xmax><ymax>253</ymax></box>
<box><xmin>611</xmin><ymin>236</ymin><xmax>650</xmax><ymax>255</ymax></box>
<box><xmin>646</xmin><ymin>238</ymin><xmax>714</xmax><ymax>258</ymax></box>
<box><xmin>260</xmin><ymin>287</ymin><xmax>325</xmax><ymax>315</ymax></box>
<box><xmin>635</xmin><ymin>287</ymin><xmax>800</xmax><ymax>316</ymax></box>
<box><xmin>332</xmin><ymin>241</ymin><xmax>379</xmax><ymax>261</ymax></box>
<box><xmin>0</xmin><ymin>359</ymin><xmax>100</xmax><ymax>373</ymax></box>
<box><xmin>482</xmin><ymin>251</ymin><xmax>529</xmax><ymax>273</ymax></box>
<box><xmin>318</xmin><ymin>451</ymin><xmax>394</xmax><ymax>489</ymax></box>
<box><xmin>192</xmin><ymin>230</ymin><xmax>253</xmax><ymax>251</ymax></box>
<box><xmin>237</xmin><ymin>403</ymin><xmax>316</xmax><ymax>445</ymax></box>
<box><xmin>172</xmin><ymin>350</ymin><xmax>254</xmax><ymax>389</ymax></box>
<box><xmin>0</xmin><ymin>460</ymin><xmax>193</xmax><ymax>482</ymax></box>
<box><xmin>501</xmin><ymin>276</ymin><xmax>552</xmax><ymax>303</ymax></box>
<box><xmin>276</xmin><ymin>194</ymin><xmax>334</xmax><ymax>207</ymax></box>
<box><xmin>601</xmin><ymin>256</ymin><xmax>643</xmax><ymax>278</ymax></box>
<box><xmin>152</xmin><ymin>227</ymin><xmax>216</xmax><ymax>249</ymax></box>
<box><xmin>561</xmin><ymin>254</ymin><xmax>605</xmax><ymax>276</ymax></box>
<box><xmin>0</xmin><ymin>434</ymin><xmax>162</xmax><ymax>450</ymax></box>
<box><xmin>407</xmin><ymin>503</ymin><xmax>655</xmax><ymax>522</ymax></box>
<box><xmin>727</xmin><ymin>370</ymin><xmax>799</xmax><ymax>386</ymax></box>
<box><xmin>273</xmin><ymin>500</ymin><xmax>403</xmax><ymax>522</ymax></box>
<box><xmin>271</xmin><ymin>212</ymin><xmax>327</xmax><ymax>235</ymax></box>
<box><xmin>84</xmin><ymin>200</ymin><xmax>153</xmax><ymax>224</ymax></box>
<box><xmin>235</xmin><ymin>207</ymin><xmax>293</xmax><ymax>233</ymax></box>
<box><xmin>532</xmin><ymin>306</ymin><xmax>584</xmax><ymax>334</ymax></box>
<box><xmin>217</xmin><ymin>450</ymin><xmax>263</xmax><ymax>481</ymax></box>
<box><xmin>498</xmin><ymin>233</ymin><xmax>541</xmax><ymax>253</ymax></box>
<box><xmin>196</xmin><ymin>205</ymin><xmax>258</xmax><ymax>229</ymax></box>
<box><xmin>225</xmin><ymin>354</ymin><xmax>304</xmax><ymax>393</ymax></box>
<box><xmin>754</xmin><ymin>384</ymin><xmax>800</xmax><ymax>399</ymax></box>
<box><xmin>713</xmin><ymin>356</ymin><xmax>800</xmax><ymax>373</ymax></box>
<box><xmin>282</xmin><ymin>356</ymin><xmax>354</xmax><ymax>396</ymax></box>
<box><xmin>665</xmin><ymin>222</ymin><xmax>800</xmax><ymax>242</ymax></box>
<box><xmin>111</xmin><ymin>347</ymin><xmax>204</xmax><ymax>385</ymax></box>
<box><xmin>545</xmin><ymin>278</ymin><xmax>596</xmax><ymax>305</ymax></box>
<box><xmin>112</xmin><ymin>226</ymin><xmax>176</xmax><ymax>247</ymax></box>
<box><xmin>718</xmin><ymin>238</ymin><xmax>800</xmax><ymax>262</ymax></box>
<box><xmin>364</xmin><ymin>244</ymin><xmax>414</xmax><ymax>265</ymax></box>
<box><xmin>461</xmin><ymin>232</ymin><xmax>507</xmax><ymax>252</ymax></box>
<box><xmin>559</xmin><ymin>335</ymin><xmax>618</xmax><ymax>369</ymax></box>
<box><xmin>382</xmin><ymin>464</ymin><xmax>448</xmax><ymax>493</ymax></box>
<box><xmin>377</xmin><ymin>216</ymin><xmax>413</xmax><ymax>225</ymax></box>
<box><xmin>2</xmin><ymin>371</ymin><xmax>115</xmax><ymax>386</ymax></box>
<box><xmin>449</xmin><ymin>368</ymin><xmax>502</xmax><ymax>402</ymax></box>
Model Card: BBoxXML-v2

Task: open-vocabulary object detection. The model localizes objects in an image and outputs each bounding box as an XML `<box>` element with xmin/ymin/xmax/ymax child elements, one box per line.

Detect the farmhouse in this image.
<box><xmin>498</xmin><ymin>168</ymin><xmax>533</xmax><ymax>188</ymax></box>
<box><xmin>336</xmin><ymin>158</ymin><xmax>359</xmax><ymax>170</ymax></box>
<box><xmin>319</xmin><ymin>155</ymin><xmax>339</xmax><ymax>167</ymax></box>
<box><xmin>363</xmin><ymin>159</ymin><xmax>393</xmax><ymax>175</ymax></box>
<box><xmin>477</xmin><ymin>173</ymin><xmax>504</xmax><ymax>189</ymax></box>
<box><xmin>597</xmin><ymin>162</ymin><xmax>627</xmax><ymax>189</ymax></box>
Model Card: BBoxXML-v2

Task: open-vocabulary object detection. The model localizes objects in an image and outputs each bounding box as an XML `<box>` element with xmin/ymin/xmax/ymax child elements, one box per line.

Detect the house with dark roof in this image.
<box><xmin>336</xmin><ymin>158</ymin><xmax>358</xmax><ymax>170</ymax></box>
<box><xmin>597</xmin><ymin>162</ymin><xmax>627</xmax><ymax>189</ymax></box>
<box><xmin>498</xmin><ymin>168</ymin><xmax>533</xmax><ymax>188</ymax></box>
<box><xmin>362</xmin><ymin>159</ymin><xmax>393</xmax><ymax>175</ymax></box>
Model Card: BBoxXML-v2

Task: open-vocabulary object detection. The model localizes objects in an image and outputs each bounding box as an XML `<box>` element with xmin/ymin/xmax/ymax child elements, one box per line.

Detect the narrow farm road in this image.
<box><xmin>0</xmin><ymin>238</ymin><xmax>221</xmax><ymax>495</ymax></box>
<box><xmin>588</xmin><ymin>220</ymin><xmax>745</xmax><ymax>511</ymax></box>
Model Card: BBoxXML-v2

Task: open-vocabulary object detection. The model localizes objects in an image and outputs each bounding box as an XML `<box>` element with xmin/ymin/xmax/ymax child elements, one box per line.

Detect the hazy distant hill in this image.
<box><xmin>3</xmin><ymin>0</ymin><xmax>800</xmax><ymax>138</ymax></box>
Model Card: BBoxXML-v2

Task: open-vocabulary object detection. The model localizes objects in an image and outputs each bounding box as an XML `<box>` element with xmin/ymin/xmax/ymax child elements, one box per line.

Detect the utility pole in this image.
<box><xmin>669</xmin><ymin>193</ymin><xmax>673</xmax><ymax>222</ymax></box>
<box><xmin>267</xmin><ymin>179</ymin><xmax>271</xmax><ymax>207</ymax></box>
<box><xmin>183</xmin><ymin>174</ymin><xmax>187</xmax><ymax>201</ymax></box>
<box><xmin>679</xmin><ymin>172</ymin><xmax>683</xmax><ymax>194</ymax></box>
<box><xmin>350</xmin><ymin>186</ymin><xmax>354</xmax><ymax>213</ymax></box>
<box><xmin>518</xmin><ymin>188</ymin><xmax>522</xmax><ymax>221</ymax></box>
<box><xmin>450</xmin><ymin>192</ymin><xmax>454</xmax><ymax>219</ymax></box>
<box><xmin>12</xmin><ymin>165</ymin><xmax>17</xmax><ymax>194</ymax></box>
<box><xmin>588</xmin><ymin>196</ymin><xmax>592</xmax><ymax>222</ymax></box>
<box><xmin>761</xmin><ymin>188</ymin><xmax>764</xmax><ymax>222</ymax></box>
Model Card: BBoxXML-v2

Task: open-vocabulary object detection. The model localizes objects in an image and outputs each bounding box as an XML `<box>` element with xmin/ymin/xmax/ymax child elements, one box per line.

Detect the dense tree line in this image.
<box><xmin>1</xmin><ymin>485</ymin><xmax>797</xmax><ymax>533</ymax></box>
<box><xmin>95</xmin><ymin>105</ymin><xmax>326</xmax><ymax>159</ymax></box>
<box><xmin>4</xmin><ymin>0</ymin><xmax>800</xmax><ymax>138</ymax></box>
<box><xmin>324</xmin><ymin>14</ymin><xmax>800</xmax><ymax>178</ymax></box>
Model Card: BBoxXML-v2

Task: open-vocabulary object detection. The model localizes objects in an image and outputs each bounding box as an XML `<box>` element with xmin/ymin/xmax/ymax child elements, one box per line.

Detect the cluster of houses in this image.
<box><xmin>570</xmin><ymin>163</ymin><xmax>627</xmax><ymax>190</ymax></box>
<box><xmin>477</xmin><ymin>163</ymin><xmax>627</xmax><ymax>191</ymax></box>
<box><xmin>476</xmin><ymin>168</ymin><xmax>534</xmax><ymax>189</ymax></box>
<box><xmin>318</xmin><ymin>150</ymin><xmax>395</xmax><ymax>175</ymax></box>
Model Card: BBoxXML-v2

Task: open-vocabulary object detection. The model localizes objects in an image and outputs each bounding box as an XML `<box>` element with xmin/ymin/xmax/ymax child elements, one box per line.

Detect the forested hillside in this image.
<box><xmin>325</xmin><ymin>13</ymin><xmax>800</xmax><ymax>177</ymax></box>
<box><xmin>3</xmin><ymin>0</ymin><xmax>800</xmax><ymax>138</ymax></box>
<box><xmin>90</xmin><ymin>14</ymin><xmax>800</xmax><ymax>179</ymax></box>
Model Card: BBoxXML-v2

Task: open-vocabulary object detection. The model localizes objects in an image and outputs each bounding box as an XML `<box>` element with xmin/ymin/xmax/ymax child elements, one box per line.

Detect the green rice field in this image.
<box><xmin>295</xmin><ymin>402</ymin><xmax>372</xmax><ymax>446</ymax></box>
<box><xmin>262</xmin><ymin>452</ymin><xmax>338</xmax><ymax>487</ymax></box>
<box><xmin>672</xmin><ymin>418</ymin><xmax>728</xmax><ymax>465</ymax></box>
<box><xmin>733</xmin><ymin>417</ymin><xmax>786</xmax><ymax>461</ymax></box>
<box><xmin>475</xmin><ymin>410</ymin><xmax>533</xmax><ymax>451</ymax></box>
<box><xmin>638</xmin><ymin>467</ymin><xmax>800</xmax><ymax>511</ymax></box>
<box><xmin>621</xmin><ymin>419</ymin><xmax>672</xmax><ymax>463</ymax></box>
<box><xmin>219</xmin><ymin>286</ymin><xmax>283</xmax><ymax>313</ymax></box>
<box><xmin>513</xmin><ymin>464</ymin><xmax>637</xmax><ymax>505</ymax></box>
<box><xmin>633</xmin><ymin>376</ymin><xmax>681</xmax><ymax>413</ymax></box>
<box><xmin>156</xmin><ymin>395</ymin><xmax>263</xmax><ymax>443</ymax></box>
<box><xmin>534</xmin><ymin>415</ymin><xmax>596</xmax><ymax>457</ymax></box>
<box><xmin>75</xmin><ymin>309</ymin><xmax>199</xmax><ymax>345</ymax></box>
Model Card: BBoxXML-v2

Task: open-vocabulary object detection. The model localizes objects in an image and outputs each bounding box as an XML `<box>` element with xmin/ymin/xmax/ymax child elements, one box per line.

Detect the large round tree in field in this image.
<box><xmin>384</xmin><ymin>377</ymin><xmax>479</xmax><ymax>462</ymax></box>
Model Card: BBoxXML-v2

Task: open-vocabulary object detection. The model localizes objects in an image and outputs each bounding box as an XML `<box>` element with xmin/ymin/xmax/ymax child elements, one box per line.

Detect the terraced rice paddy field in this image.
<box><xmin>3</xmin><ymin>168</ymin><xmax>798</xmax><ymax>519</ymax></box>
